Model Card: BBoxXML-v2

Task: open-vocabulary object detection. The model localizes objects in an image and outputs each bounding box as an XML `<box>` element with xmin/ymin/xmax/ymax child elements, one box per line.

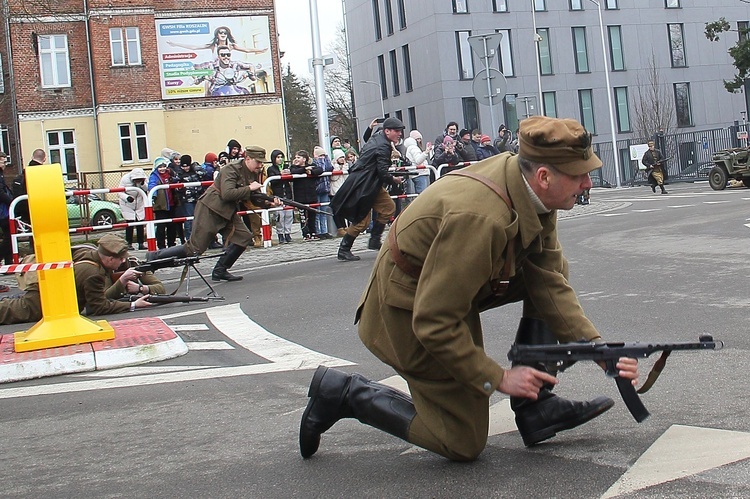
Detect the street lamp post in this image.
<box><xmin>589</xmin><ymin>0</ymin><xmax>622</xmax><ymax>188</ymax></box>
<box><xmin>359</xmin><ymin>80</ymin><xmax>385</xmax><ymax>118</ymax></box>
<box><xmin>531</xmin><ymin>1</ymin><xmax>544</xmax><ymax>116</ymax></box>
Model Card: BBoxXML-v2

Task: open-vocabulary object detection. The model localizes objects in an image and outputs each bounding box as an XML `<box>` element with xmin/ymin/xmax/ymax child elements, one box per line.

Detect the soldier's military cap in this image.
<box><xmin>98</xmin><ymin>234</ymin><xmax>129</xmax><ymax>258</ymax></box>
<box><xmin>518</xmin><ymin>116</ymin><xmax>602</xmax><ymax>175</ymax></box>
<box><xmin>244</xmin><ymin>145</ymin><xmax>267</xmax><ymax>161</ymax></box>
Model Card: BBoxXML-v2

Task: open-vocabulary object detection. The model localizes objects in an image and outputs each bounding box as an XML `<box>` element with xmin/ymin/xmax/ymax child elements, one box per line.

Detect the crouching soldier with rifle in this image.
<box><xmin>0</xmin><ymin>234</ymin><xmax>162</xmax><ymax>325</ymax></box>
<box><xmin>146</xmin><ymin>145</ymin><xmax>282</xmax><ymax>282</ymax></box>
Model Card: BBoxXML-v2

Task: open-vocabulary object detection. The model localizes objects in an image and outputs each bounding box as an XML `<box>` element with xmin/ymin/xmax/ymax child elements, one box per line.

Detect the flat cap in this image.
<box><xmin>518</xmin><ymin>116</ymin><xmax>601</xmax><ymax>175</ymax></box>
<box><xmin>382</xmin><ymin>117</ymin><xmax>405</xmax><ymax>130</ymax></box>
<box><xmin>98</xmin><ymin>234</ymin><xmax>129</xmax><ymax>258</ymax></box>
<box><xmin>244</xmin><ymin>145</ymin><xmax>267</xmax><ymax>161</ymax></box>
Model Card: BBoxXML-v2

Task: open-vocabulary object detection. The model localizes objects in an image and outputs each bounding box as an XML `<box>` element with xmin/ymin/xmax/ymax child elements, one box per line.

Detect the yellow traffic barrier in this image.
<box><xmin>13</xmin><ymin>164</ymin><xmax>115</xmax><ymax>352</ymax></box>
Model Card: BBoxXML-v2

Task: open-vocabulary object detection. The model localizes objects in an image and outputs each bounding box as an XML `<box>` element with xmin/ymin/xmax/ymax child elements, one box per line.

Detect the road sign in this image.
<box><xmin>737</xmin><ymin>130</ymin><xmax>748</xmax><ymax>140</ymax></box>
<box><xmin>468</xmin><ymin>33</ymin><xmax>503</xmax><ymax>68</ymax></box>
<box><xmin>472</xmin><ymin>68</ymin><xmax>507</xmax><ymax>107</ymax></box>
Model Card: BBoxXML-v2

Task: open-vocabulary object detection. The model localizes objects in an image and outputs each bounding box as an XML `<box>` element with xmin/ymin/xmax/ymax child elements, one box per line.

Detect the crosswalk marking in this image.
<box><xmin>602</xmin><ymin>425</ymin><xmax>750</xmax><ymax>498</ymax></box>
<box><xmin>185</xmin><ymin>341</ymin><xmax>234</xmax><ymax>350</ymax></box>
<box><xmin>169</xmin><ymin>324</ymin><xmax>210</xmax><ymax>332</ymax></box>
<box><xmin>73</xmin><ymin>365</ymin><xmax>221</xmax><ymax>377</ymax></box>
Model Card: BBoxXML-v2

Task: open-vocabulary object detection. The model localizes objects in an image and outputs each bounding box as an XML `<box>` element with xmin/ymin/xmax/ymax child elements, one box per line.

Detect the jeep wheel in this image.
<box><xmin>708</xmin><ymin>166</ymin><xmax>728</xmax><ymax>191</ymax></box>
<box><xmin>742</xmin><ymin>178</ymin><xmax>750</xmax><ymax>189</ymax></box>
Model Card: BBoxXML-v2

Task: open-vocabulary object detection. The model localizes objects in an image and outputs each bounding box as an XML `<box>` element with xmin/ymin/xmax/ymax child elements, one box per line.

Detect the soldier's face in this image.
<box><xmin>102</xmin><ymin>254</ymin><xmax>127</xmax><ymax>271</ymax></box>
<box><xmin>542</xmin><ymin>167</ymin><xmax>593</xmax><ymax>211</ymax></box>
<box><xmin>245</xmin><ymin>157</ymin><xmax>263</xmax><ymax>172</ymax></box>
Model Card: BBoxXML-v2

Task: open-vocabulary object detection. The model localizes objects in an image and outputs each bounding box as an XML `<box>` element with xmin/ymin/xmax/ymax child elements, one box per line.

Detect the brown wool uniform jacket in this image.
<box><xmin>199</xmin><ymin>159</ymin><xmax>262</xmax><ymax>219</ymax></box>
<box><xmin>357</xmin><ymin>154</ymin><xmax>601</xmax><ymax>399</ymax></box>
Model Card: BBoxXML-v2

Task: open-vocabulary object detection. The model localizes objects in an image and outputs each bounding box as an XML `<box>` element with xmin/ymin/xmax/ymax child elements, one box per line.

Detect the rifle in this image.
<box><xmin>388</xmin><ymin>169</ymin><xmax>424</xmax><ymax>177</ymax></box>
<box><xmin>123</xmin><ymin>294</ymin><xmax>225</xmax><ymax>304</ymax></box>
<box><xmin>134</xmin><ymin>253</ymin><xmax>223</xmax><ymax>273</ymax></box>
<box><xmin>247</xmin><ymin>192</ymin><xmax>327</xmax><ymax>215</ymax></box>
<box><xmin>507</xmin><ymin>334</ymin><xmax>723</xmax><ymax>423</ymax></box>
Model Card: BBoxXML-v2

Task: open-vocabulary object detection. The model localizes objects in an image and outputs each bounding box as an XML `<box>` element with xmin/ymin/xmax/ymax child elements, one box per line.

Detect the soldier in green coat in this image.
<box><xmin>0</xmin><ymin>234</ymin><xmax>160</xmax><ymax>324</ymax></box>
<box><xmin>300</xmin><ymin>116</ymin><xmax>640</xmax><ymax>461</ymax></box>
<box><xmin>146</xmin><ymin>145</ymin><xmax>280</xmax><ymax>281</ymax></box>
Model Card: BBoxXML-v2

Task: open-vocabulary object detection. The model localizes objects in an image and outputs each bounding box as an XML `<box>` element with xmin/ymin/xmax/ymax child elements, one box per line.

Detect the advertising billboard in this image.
<box><xmin>155</xmin><ymin>16</ymin><xmax>275</xmax><ymax>100</ymax></box>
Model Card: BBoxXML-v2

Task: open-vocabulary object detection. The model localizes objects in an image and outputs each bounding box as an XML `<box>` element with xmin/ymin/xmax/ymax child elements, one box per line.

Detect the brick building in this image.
<box><xmin>0</xmin><ymin>0</ymin><xmax>284</xmax><ymax>183</ymax></box>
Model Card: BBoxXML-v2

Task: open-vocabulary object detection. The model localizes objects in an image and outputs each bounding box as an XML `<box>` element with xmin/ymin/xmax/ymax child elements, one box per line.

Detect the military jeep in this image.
<box><xmin>708</xmin><ymin>147</ymin><xmax>750</xmax><ymax>190</ymax></box>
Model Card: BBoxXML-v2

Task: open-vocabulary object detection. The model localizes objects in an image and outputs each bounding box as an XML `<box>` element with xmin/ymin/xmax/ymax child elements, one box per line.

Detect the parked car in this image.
<box><xmin>67</xmin><ymin>193</ymin><xmax>124</xmax><ymax>227</ymax></box>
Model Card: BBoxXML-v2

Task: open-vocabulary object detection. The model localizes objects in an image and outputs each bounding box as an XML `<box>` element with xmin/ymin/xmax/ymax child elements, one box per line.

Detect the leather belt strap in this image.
<box><xmin>388</xmin><ymin>169</ymin><xmax>515</xmax><ymax>294</ymax></box>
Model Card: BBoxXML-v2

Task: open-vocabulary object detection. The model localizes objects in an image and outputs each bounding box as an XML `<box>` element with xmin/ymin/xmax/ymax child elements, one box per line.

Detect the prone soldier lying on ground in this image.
<box><xmin>0</xmin><ymin>234</ymin><xmax>163</xmax><ymax>325</ymax></box>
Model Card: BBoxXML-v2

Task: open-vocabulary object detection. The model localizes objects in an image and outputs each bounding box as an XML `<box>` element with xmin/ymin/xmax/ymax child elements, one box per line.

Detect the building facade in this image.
<box><xmin>0</xmin><ymin>0</ymin><xmax>284</xmax><ymax>183</ymax></box>
<box><xmin>345</xmin><ymin>0</ymin><xmax>749</xmax><ymax>153</ymax></box>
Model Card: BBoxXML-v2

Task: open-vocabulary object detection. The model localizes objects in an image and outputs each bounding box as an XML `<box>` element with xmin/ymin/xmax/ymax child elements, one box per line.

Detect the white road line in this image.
<box><xmin>0</xmin><ymin>359</ymin><xmax>353</xmax><ymax>399</ymax></box>
<box><xmin>599</xmin><ymin>213</ymin><xmax>627</xmax><ymax>217</ymax></box>
<box><xmin>632</xmin><ymin>209</ymin><xmax>660</xmax><ymax>213</ymax></box>
<box><xmin>73</xmin><ymin>365</ymin><xmax>221</xmax><ymax>377</ymax></box>
<box><xmin>602</xmin><ymin>425</ymin><xmax>750</xmax><ymax>498</ymax></box>
<box><xmin>169</xmin><ymin>324</ymin><xmax>210</xmax><ymax>332</ymax></box>
<box><xmin>185</xmin><ymin>341</ymin><xmax>234</xmax><ymax>350</ymax></box>
<box><xmin>703</xmin><ymin>201</ymin><xmax>730</xmax><ymax>204</ymax></box>
<box><xmin>205</xmin><ymin>303</ymin><xmax>344</xmax><ymax>366</ymax></box>
<box><xmin>667</xmin><ymin>205</ymin><xmax>694</xmax><ymax>208</ymax></box>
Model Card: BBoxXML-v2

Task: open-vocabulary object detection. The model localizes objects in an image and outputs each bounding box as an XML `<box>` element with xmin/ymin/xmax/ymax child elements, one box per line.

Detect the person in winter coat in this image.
<box><xmin>118</xmin><ymin>167</ymin><xmax>148</xmax><ymax>250</ymax></box>
<box><xmin>175</xmin><ymin>155</ymin><xmax>202</xmax><ymax>241</ymax></box>
<box><xmin>0</xmin><ymin>151</ymin><xmax>15</xmax><ymax>266</ymax></box>
<box><xmin>312</xmin><ymin>146</ymin><xmax>334</xmax><ymax>239</ymax></box>
<box><xmin>404</xmin><ymin>131</ymin><xmax>433</xmax><ymax>195</ymax></box>
<box><xmin>227</xmin><ymin>139</ymin><xmax>242</xmax><ymax>160</ymax></box>
<box><xmin>330</xmin><ymin>149</ymin><xmax>350</xmax><ymax>236</ymax></box>
<box><xmin>290</xmin><ymin>150</ymin><xmax>323</xmax><ymax>240</ymax></box>
<box><xmin>267</xmin><ymin>149</ymin><xmax>294</xmax><ymax>244</ymax></box>
<box><xmin>456</xmin><ymin>129</ymin><xmax>478</xmax><ymax>162</ymax></box>
<box><xmin>148</xmin><ymin>157</ymin><xmax>179</xmax><ymax>249</ymax></box>
<box><xmin>477</xmin><ymin>135</ymin><xmax>500</xmax><ymax>160</ymax></box>
<box><xmin>432</xmin><ymin>136</ymin><xmax>462</xmax><ymax>176</ymax></box>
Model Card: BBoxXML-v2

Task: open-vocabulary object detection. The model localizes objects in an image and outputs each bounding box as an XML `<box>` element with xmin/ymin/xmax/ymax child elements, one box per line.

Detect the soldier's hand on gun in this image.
<box><xmin>271</xmin><ymin>196</ymin><xmax>283</xmax><ymax>207</ymax></box>
<box><xmin>119</xmin><ymin>268</ymin><xmax>142</xmax><ymax>286</ymax></box>
<box><xmin>498</xmin><ymin>365</ymin><xmax>558</xmax><ymax>400</ymax></box>
<box><xmin>248</xmin><ymin>181</ymin><xmax>263</xmax><ymax>191</ymax></box>
<box><xmin>133</xmin><ymin>295</ymin><xmax>153</xmax><ymax>309</ymax></box>
<box><xmin>124</xmin><ymin>280</ymin><xmax>142</xmax><ymax>295</ymax></box>
<box><xmin>608</xmin><ymin>357</ymin><xmax>639</xmax><ymax>386</ymax></box>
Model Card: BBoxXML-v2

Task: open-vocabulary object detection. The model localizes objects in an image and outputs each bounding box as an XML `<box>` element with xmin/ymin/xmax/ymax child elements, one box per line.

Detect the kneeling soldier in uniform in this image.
<box><xmin>0</xmin><ymin>234</ymin><xmax>160</xmax><ymax>325</ymax></box>
<box><xmin>300</xmin><ymin>116</ymin><xmax>639</xmax><ymax>461</ymax></box>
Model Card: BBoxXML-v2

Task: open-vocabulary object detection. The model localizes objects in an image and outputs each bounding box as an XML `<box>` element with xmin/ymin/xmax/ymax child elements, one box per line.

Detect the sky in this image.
<box><xmin>275</xmin><ymin>0</ymin><xmax>346</xmax><ymax>77</ymax></box>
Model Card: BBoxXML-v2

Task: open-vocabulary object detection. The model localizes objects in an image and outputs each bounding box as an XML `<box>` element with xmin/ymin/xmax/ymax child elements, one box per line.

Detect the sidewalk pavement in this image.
<box><xmin>0</xmin><ymin>196</ymin><xmax>627</xmax><ymax>384</ymax></box>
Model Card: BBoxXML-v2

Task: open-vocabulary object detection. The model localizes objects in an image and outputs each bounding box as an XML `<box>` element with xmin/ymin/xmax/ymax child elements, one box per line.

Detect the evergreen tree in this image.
<box><xmin>282</xmin><ymin>65</ymin><xmax>318</xmax><ymax>155</ymax></box>
<box><xmin>705</xmin><ymin>17</ymin><xmax>750</xmax><ymax>93</ymax></box>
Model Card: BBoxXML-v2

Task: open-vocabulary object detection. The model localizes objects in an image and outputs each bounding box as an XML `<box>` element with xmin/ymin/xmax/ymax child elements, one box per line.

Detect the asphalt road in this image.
<box><xmin>1</xmin><ymin>181</ymin><xmax>749</xmax><ymax>498</ymax></box>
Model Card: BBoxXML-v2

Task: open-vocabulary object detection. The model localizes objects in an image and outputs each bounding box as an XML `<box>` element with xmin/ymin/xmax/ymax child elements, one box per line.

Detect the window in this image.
<box><xmin>110</xmin><ymin>27</ymin><xmax>142</xmax><ymax>66</ymax></box>
<box><xmin>395</xmin><ymin>109</ymin><xmax>403</xmax><ymax>122</ymax></box>
<box><xmin>503</xmin><ymin>94</ymin><xmax>519</xmax><ymax>131</ymax></box>
<box><xmin>47</xmin><ymin>130</ymin><xmax>77</xmax><ymax>180</ymax></box>
<box><xmin>456</xmin><ymin>31</ymin><xmax>474</xmax><ymax>80</ymax></box>
<box><xmin>462</xmin><ymin>97</ymin><xmax>479</xmax><ymax>132</ymax></box>
<box><xmin>408</xmin><ymin>106</ymin><xmax>417</xmax><ymax>130</ymax></box>
<box><xmin>606</xmin><ymin>0</ymin><xmax>618</xmax><ymax>9</ymax></box>
<box><xmin>377</xmin><ymin>55</ymin><xmax>388</xmax><ymax>99</ymax></box>
<box><xmin>119</xmin><ymin>123</ymin><xmax>149</xmax><ymax>162</ymax></box>
<box><xmin>372</xmin><ymin>0</ymin><xmax>382</xmax><ymax>41</ymax></box>
<box><xmin>389</xmin><ymin>49</ymin><xmax>400</xmax><ymax>96</ymax></box>
<box><xmin>384</xmin><ymin>0</ymin><xmax>394</xmax><ymax>36</ymax></box>
<box><xmin>1</xmin><ymin>126</ymin><xmax>9</xmax><ymax>160</ymax></box>
<box><xmin>495</xmin><ymin>29</ymin><xmax>514</xmax><ymax>76</ymax></box>
<box><xmin>668</xmin><ymin>23</ymin><xmax>686</xmax><ymax>68</ymax></box>
<box><xmin>396</xmin><ymin>0</ymin><xmax>407</xmax><ymax>29</ymax></box>
<box><xmin>570</xmin><ymin>0</ymin><xmax>583</xmax><ymax>10</ymax></box>
<box><xmin>674</xmin><ymin>82</ymin><xmax>693</xmax><ymax>127</ymax></box>
<box><xmin>572</xmin><ymin>27</ymin><xmax>589</xmax><ymax>73</ymax></box>
<box><xmin>543</xmin><ymin>92</ymin><xmax>557</xmax><ymax>118</ymax></box>
<box><xmin>402</xmin><ymin>45</ymin><xmax>413</xmax><ymax>92</ymax></box>
<box><xmin>0</xmin><ymin>55</ymin><xmax>4</xmax><ymax>93</ymax></box>
<box><xmin>492</xmin><ymin>0</ymin><xmax>508</xmax><ymax>12</ymax></box>
<box><xmin>665</xmin><ymin>0</ymin><xmax>680</xmax><ymax>7</ymax></box>
<box><xmin>608</xmin><ymin>26</ymin><xmax>625</xmax><ymax>71</ymax></box>
<box><xmin>614</xmin><ymin>87</ymin><xmax>631</xmax><ymax>132</ymax></box>
<box><xmin>38</xmin><ymin>34</ymin><xmax>71</xmax><ymax>88</ymax></box>
<box><xmin>738</xmin><ymin>21</ymin><xmax>749</xmax><ymax>42</ymax></box>
<box><xmin>537</xmin><ymin>28</ymin><xmax>552</xmax><ymax>75</ymax></box>
<box><xmin>453</xmin><ymin>0</ymin><xmax>468</xmax><ymax>13</ymax></box>
<box><xmin>534</xmin><ymin>0</ymin><xmax>546</xmax><ymax>11</ymax></box>
<box><xmin>578</xmin><ymin>89</ymin><xmax>595</xmax><ymax>133</ymax></box>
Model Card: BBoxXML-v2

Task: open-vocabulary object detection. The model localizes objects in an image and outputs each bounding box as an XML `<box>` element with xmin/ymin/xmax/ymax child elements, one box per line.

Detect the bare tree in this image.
<box><xmin>632</xmin><ymin>53</ymin><xmax>675</xmax><ymax>140</ymax></box>
<box><xmin>322</xmin><ymin>22</ymin><xmax>357</xmax><ymax>149</ymax></box>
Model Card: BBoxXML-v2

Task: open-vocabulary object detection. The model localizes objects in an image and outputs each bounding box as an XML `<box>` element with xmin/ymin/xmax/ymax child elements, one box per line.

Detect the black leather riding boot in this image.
<box><xmin>368</xmin><ymin>222</ymin><xmax>386</xmax><ymax>250</ymax></box>
<box><xmin>660</xmin><ymin>184</ymin><xmax>668</xmax><ymax>194</ymax></box>
<box><xmin>510</xmin><ymin>317</ymin><xmax>614</xmax><ymax>447</ymax></box>
<box><xmin>211</xmin><ymin>243</ymin><xmax>245</xmax><ymax>281</ymax></box>
<box><xmin>299</xmin><ymin>366</ymin><xmax>416</xmax><ymax>458</ymax></box>
<box><xmin>146</xmin><ymin>244</ymin><xmax>189</xmax><ymax>262</ymax></box>
<box><xmin>337</xmin><ymin>234</ymin><xmax>360</xmax><ymax>261</ymax></box>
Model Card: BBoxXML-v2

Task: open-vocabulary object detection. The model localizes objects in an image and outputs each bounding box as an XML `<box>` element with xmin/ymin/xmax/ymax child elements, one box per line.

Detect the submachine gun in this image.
<box><xmin>507</xmin><ymin>334</ymin><xmax>723</xmax><ymax>423</ymax></box>
<box><xmin>135</xmin><ymin>253</ymin><xmax>226</xmax><ymax>301</ymax></box>
<box><xmin>246</xmin><ymin>191</ymin><xmax>328</xmax><ymax>216</ymax></box>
